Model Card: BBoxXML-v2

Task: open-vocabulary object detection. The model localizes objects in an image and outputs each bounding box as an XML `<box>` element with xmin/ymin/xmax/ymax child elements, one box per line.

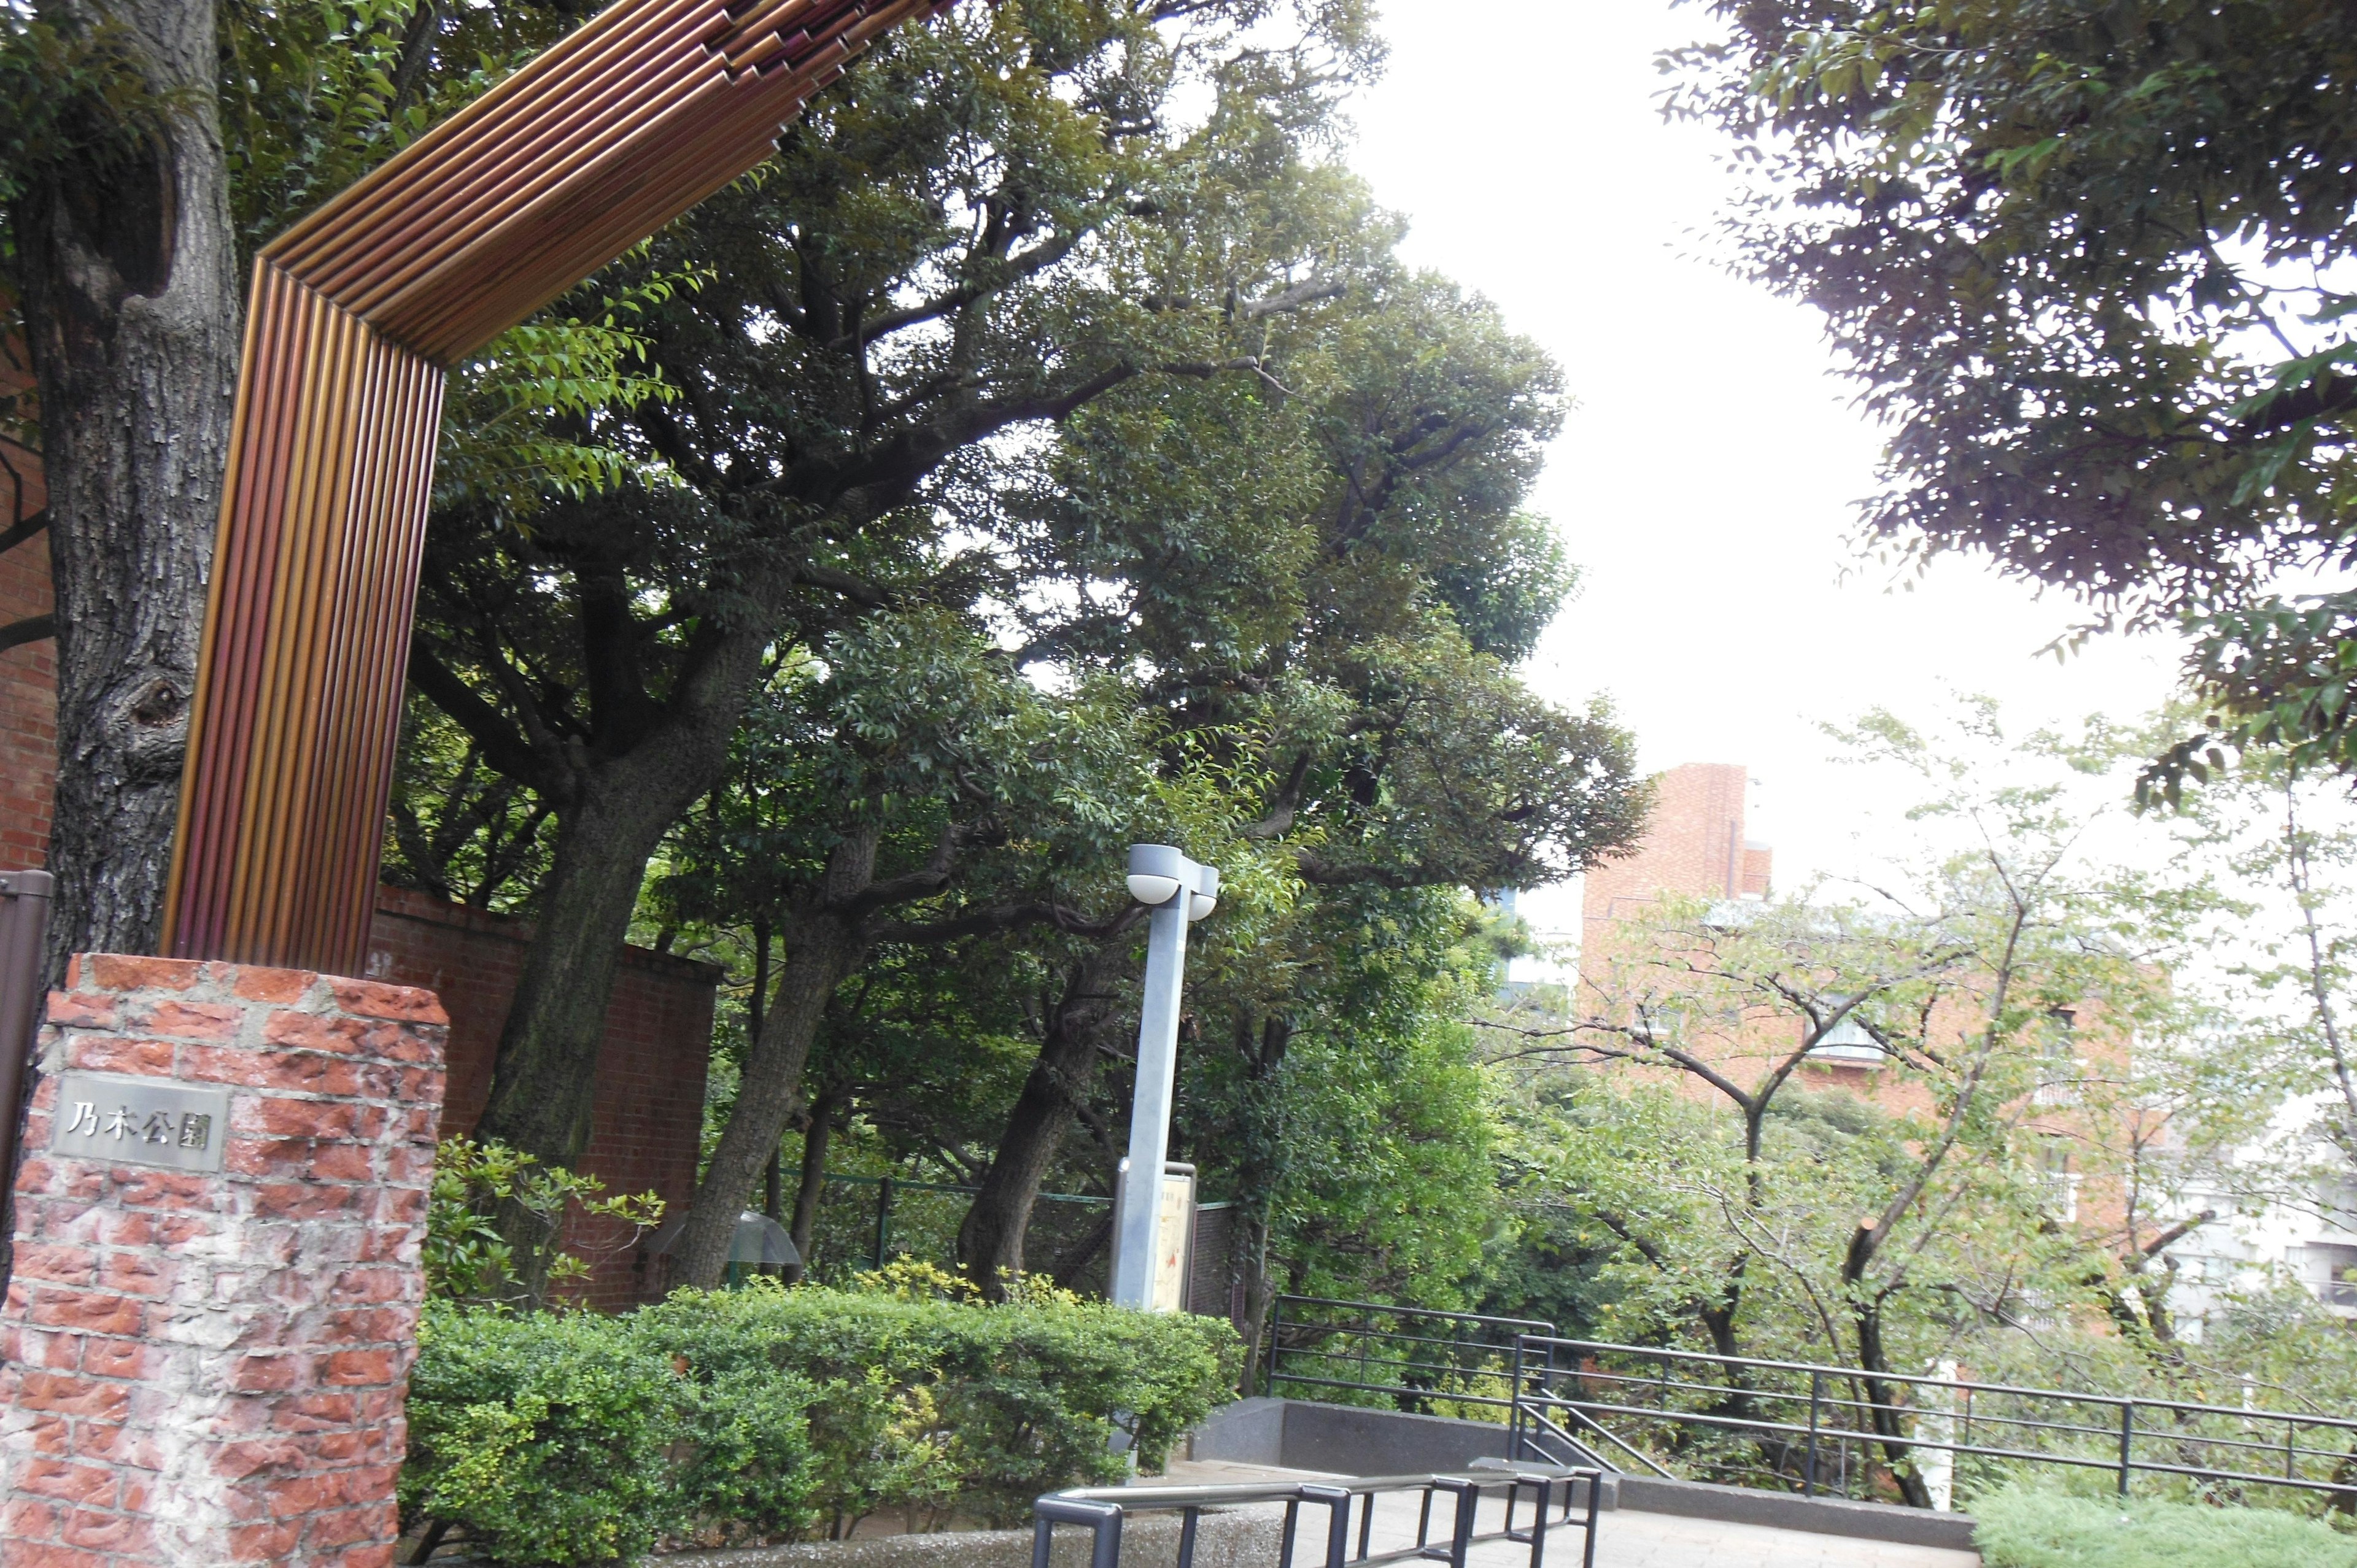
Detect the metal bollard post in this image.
<box><xmin>2118</xmin><ymin>1400</ymin><xmax>2134</xmax><ymax>1498</ymax></box>
<box><xmin>1033</xmin><ymin>1497</ymin><xmax>1123</xmax><ymax>1568</ymax></box>
<box><xmin>0</xmin><ymin>868</ymin><xmax>55</xmax><ymax>1279</ymax></box>
<box><xmin>1298</xmin><ymin>1484</ymin><xmax>1351</xmax><ymax>1568</ymax></box>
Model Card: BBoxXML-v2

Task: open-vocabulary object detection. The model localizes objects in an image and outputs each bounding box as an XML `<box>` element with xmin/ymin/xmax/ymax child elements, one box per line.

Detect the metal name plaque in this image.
<box><xmin>47</xmin><ymin>1072</ymin><xmax>231</xmax><ymax>1173</ymax></box>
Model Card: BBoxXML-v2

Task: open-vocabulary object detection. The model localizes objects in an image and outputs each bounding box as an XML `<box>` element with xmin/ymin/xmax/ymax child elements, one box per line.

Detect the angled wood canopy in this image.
<box><xmin>161</xmin><ymin>0</ymin><xmax>953</xmax><ymax>973</ymax></box>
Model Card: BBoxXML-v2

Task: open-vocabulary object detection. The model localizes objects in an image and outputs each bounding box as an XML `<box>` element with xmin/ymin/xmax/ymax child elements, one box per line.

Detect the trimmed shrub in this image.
<box><xmin>1972</xmin><ymin>1486</ymin><xmax>2357</xmax><ymax>1568</ymax></box>
<box><xmin>626</xmin><ymin>1273</ymin><xmax>1244</xmax><ymax>1529</ymax></box>
<box><xmin>400</xmin><ymin>1303</ymin><xmax>689</xmax><ymax>1567</ymax></box>
<box><xmin>399</xmin><ymin>1275</ymin><xmax>1243</xmax><ymax>1563</ymax></box>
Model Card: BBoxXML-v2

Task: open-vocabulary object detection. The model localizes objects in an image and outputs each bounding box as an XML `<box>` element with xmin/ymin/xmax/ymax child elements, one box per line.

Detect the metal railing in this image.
<box><xmin>818</xmin><ymin>1172</ymin><xmax>1113</xmax><ymax>1272</ymax></box>
<box><xmin>1264</xmin><ymin>1296</ymin><xmax>1555</xmax><ymax>1416</ymax></box>
<box><xmin>1512</xmin><ymin>1335</ymin><xmax>2357</xmax><ymax>1507</ymax></box>
<box><xmin>1034</xmin><ymin>1465</ymin><xmax>1601</xmax><ymax>1568</ymax></box>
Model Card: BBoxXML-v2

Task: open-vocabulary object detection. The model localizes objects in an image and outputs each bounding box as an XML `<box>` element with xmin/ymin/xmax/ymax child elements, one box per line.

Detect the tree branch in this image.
<box><xmin>0</xmin><ymin>613</ymin><xmax>53</xmax><ymax>655</ymax></box>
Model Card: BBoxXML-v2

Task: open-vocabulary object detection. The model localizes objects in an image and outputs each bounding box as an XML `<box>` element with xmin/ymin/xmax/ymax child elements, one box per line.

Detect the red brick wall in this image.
<box><xmin>362</xmin><ymin>886</ymin><xmax>717</xmax><ymax>1308</ymax></box>
<box><xmin>1</xmin><ymin>955</ymin><xmax>445</xmax><ymax>1567</ymax></box>
<box><xmin>0</xmin><ymin>331</ymin><xmax>56</xmax><ymax>871</ymax></box>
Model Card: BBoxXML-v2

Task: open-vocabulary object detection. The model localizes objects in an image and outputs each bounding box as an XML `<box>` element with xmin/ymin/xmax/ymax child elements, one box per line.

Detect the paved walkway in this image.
<box><xmin>1142</xmin><ymin>1462</ymin><xmax>1979</xmax><ymax>1568</ymax></box>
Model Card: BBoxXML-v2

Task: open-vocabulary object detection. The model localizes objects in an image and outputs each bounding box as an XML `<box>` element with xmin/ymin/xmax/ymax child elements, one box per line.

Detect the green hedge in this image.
<box><xmin>1973</xmin><ymin>1487</ymin><xmax>2357</xmax><ymax>1568</ymax></box>
<box><xmin>400</xmin><ymin>1277</ymin><xmax>1242</xmax><ymax>1566</ymax></box>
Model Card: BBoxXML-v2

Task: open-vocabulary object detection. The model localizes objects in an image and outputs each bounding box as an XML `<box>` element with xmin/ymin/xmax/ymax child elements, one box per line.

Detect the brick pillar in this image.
<box><xmin>0</xmin><ymin>954</ymin><xmax>446</xmax><ymax>1567</ymax></box>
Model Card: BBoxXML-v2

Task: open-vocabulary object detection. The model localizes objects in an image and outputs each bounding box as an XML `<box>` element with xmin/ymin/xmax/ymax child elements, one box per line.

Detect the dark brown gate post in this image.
<box><xmin>0</xmin><ymin>868</ymin><xmax>51</xmax><ymax>1274</ymax></box>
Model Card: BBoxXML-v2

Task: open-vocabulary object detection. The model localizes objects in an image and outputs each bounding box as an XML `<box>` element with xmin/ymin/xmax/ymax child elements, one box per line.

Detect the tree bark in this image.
<box><xmin>462</xmin><ymin>603</ymin><xmax>777</xmax><ymax>1197</ymax></box>
<box><xmin>1234</xmin><ymin>1205</ymin><xmax>1275</xmax><ymax>1396</ymax></box>
<box><xmin>1229</xmin><ymin>1011</ymin><xmax>1293</xmax><ymax>1394</ymax></box>
<box><xmin>673</xmin><ymin>826</ymin><xmax>881</xmax><ymax>1287</ymax></box>
<box><xmin>956</xmin><ymin>940</ymin><xmax>1133</xmax><ymax>1296</ymax></box>
<box><xmin>473</xmin><ymin>764</ymin><xmax>703</xmax><ymax>1170</ymax></box>
<box><xmin>785</xmin><ymin>1088</ymin><xmax>843</xmax><ymax>1278</ymax></box>
<box><xmin>1851</xmin><ymin>1305</ymin><xmax>1934</xmax><ymax>1510</ymax></box>
<box><xmin>17</xmin><ymin>0</ymin><xmax>243</xmax><ymax>974</ymax></box>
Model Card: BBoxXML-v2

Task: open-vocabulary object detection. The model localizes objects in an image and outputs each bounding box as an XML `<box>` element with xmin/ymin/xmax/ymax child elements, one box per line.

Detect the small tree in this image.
<box><xmin>1490</xmin><ymin>708</ymin><xmax>2275</xmax><ymax>1504</ymax></box>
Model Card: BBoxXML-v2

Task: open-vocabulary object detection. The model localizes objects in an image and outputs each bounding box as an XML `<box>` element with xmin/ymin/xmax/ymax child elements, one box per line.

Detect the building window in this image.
<box><xmin>2034</xmin><ymin>1008</ymin><xmax>2080</xmax><ymax>1106</ymax></box>
<box><xmin>1807</xmin><ymin>998</ymin><xmax>1884</xmax><ymax>1066</ymax></box>
<box><xmin>2041</xmin><ymin>1141</ymin><xmax>2080</xmax><ymax>1222</ymax></box>
<box><xmin>2308</xmin><ymin>1243</ymin><xmax>2357</xmax><ymax>1308</ymax></box>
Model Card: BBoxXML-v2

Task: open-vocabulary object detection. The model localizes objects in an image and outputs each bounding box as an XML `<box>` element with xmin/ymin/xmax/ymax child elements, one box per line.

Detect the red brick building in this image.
<box><xmin>1581</xmin><ymin>761</ymin><xmax>1771</xmax><ymax>941</ymax></box>
<box><xmin>1578</xmin><ymin>760</ymin><xmax>2138</xmax><ymax>1241</ymax></box>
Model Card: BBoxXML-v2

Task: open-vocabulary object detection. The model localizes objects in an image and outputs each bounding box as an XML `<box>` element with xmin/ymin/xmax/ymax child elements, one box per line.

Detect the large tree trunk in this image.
<box><xmin>473</xmin><ymin>767</ymin><xmax>692</xmax><ymax>1170</ymax></box>
<box><xmin>1228</xmin><ymin>1010</ymin><xmax>1293</xmax><ymax>1394</ymax></box>
<box><xmin>674</xmin><ymin>827</ymin><xmax>880</xmax><ymax>1288</ymax></box>
<box><xmin>957</xmin><ymin>941</ymin><xmax>1131</xmax><ymax>1296</ymax></box>
<box><xmin>468</xmin><ymin>610</ymin><xmax>774</xmax><ymax>1195</ymax></box>
<box><xmin>785</xmin><ymin>1087</ymin><xmax>843</xmax><ymax>1278</ymax></box>
<box><xmin>18</xmin><ymin>0</ymin><xmax>242</xmax><ymax>973</ymax></box>
<box><xmin>1852</xmin><ymin>1306</ymin><xmax>1933</xmax><ymax>1509</ymax></box>
<box><xmin>1235</xmin><ymin>1205</ymin><xmax>1275</xmax><ymax>1396</ymax></box>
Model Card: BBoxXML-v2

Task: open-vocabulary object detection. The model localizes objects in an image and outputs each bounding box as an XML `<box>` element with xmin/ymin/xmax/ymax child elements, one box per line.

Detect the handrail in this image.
<box><xmin>1276</xmin><ymin>1295</ymin><xmax>1556</xmax><ymax>1331</ymax></box>
<box><xmin>1264</xmin><ymin>1295</ymin><xmax>1556</xmax><ymax>1413</ymax></box>
<box><xmin>1515</xmin><ymin>1334</ymin><xmax>2357</xmax><ymax>1505</ymax></box>
<box><xmin>1035</xmin><ymin>1466</ymin><xmax>1602</xmax><ymax>1568</ymax></box>
<box><xmin>1519</xmin><ymin>1334</ymin><xmax>2357</xmax><ymax>1432</ymax></box>
<box><xmin>1514</xmin><ymin>1404</ymin><xmax>1668</xmax><ymax>1480</ymax></box>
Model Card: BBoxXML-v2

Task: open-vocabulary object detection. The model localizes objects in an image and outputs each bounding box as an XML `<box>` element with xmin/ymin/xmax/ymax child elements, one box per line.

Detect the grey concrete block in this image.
<box><xmin>1612</xmin><ymin>1475</ymin><xmax>1978</xmax><ymax>1551</ymax></box>
<box><xmin>1186</xmin><ymin>1397</ymin><xmax>1288</xmax><ymax>1467</ymax></box>
<box><xmin>1275</xmin><ymin>1402</ymin><xmax>1517</xmax><ymax>1476</ymax></box>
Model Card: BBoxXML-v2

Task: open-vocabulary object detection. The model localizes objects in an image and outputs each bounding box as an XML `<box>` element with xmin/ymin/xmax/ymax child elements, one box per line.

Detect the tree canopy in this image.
<box><xmin>1665</xmin><ymin>1</ymin><xmax>2357</xmax><ymax>776</ymax></box>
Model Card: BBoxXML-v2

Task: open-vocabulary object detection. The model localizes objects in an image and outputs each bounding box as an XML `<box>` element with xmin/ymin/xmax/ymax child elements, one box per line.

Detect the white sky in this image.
<box><xmin>1344</xmin><ymin>0</ymin><xmax>2190</xmax><ymax>944</ymax></box>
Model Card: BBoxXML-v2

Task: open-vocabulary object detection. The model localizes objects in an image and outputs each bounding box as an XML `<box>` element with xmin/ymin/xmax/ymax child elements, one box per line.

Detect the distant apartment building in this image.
<box><xmin>1575</xmin><ymin>763</ymin><xmax>2357</xmax><ymax>1327</ymax></box>
<box><xmin>1576</xmin><ymin>761</ymin><xmax>1908</xmax><ymax>1091</ymax></box>
<box><xmin>1580</xmin><ymin>762</ymin><xmax>1771</xmax><ymax>941</ymax></box>
<box><xmin>2170</xmin><ymin>1126</ymin><xmax>2357</xmax><ymax>1331</ymax></box>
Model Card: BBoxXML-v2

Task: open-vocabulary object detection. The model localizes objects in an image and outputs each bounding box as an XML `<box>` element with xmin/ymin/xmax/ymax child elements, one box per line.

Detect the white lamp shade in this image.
<box><xmin>646</xmin><ymin>1209</ymin><xmax>802</xmax><ymax>1270</ymax></box>
<box><xmin>1187</xmin><ymin>893</ymin><xmax>1217</xmax><ymax>921</ymax></box>
<box><xmin>1127</xmin><ymin>873</ymin><xmax>1182</xmax><ymax>905</ymax></box>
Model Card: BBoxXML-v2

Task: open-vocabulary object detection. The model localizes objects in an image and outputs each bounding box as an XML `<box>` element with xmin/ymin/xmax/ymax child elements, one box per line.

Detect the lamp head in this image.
<box><xmin>1126</xmin><ymin>843</ymin><xmax>1188</xmax><ymax>906</ymax></box>
<box><xmin>1187</xmin><ymin>864</ymin><xmax>1221</xmax><ymax>922</ymax></box>
<box><xmin>1126</xmin><ymin>873</ymin><xmax>1182</xmax><ymax>905</ymax></box>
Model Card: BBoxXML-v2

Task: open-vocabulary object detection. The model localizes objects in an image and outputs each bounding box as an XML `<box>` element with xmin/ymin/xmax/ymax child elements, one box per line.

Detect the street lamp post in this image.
<box><xmin>1109</xmin><ymin>843</ymin><xmax>1219</xmax><ymax>1310</ymax></box>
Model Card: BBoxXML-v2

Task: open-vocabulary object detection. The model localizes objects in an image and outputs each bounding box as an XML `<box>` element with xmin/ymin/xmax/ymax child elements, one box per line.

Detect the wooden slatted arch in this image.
<box><xmin>160</xmin><ymin>0</ymin><xmax>956</xmax><ymax>973</ymax></box>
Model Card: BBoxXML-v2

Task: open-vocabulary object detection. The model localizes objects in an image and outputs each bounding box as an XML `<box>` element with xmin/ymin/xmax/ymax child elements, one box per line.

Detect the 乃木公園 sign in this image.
<box><xmin>47</xmin><ymin>1071</ymin><xmax>231</xmax><ymax>1173</ymax></box>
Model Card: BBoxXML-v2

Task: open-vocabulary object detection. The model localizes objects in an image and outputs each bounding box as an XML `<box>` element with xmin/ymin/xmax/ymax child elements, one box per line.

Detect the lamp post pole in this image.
<box><xmin>1109</xmin><ymin>843</ymin><xmax>1218</xmax><ymax>1310</ymax></box>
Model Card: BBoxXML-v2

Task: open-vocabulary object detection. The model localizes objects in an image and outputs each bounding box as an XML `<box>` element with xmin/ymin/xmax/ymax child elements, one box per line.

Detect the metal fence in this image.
<box><xmin>1262</xmin><ymin>1295</ymin><xmax>1554</xmax><ymax>1418</ymax></box>
<box><xmin>799</xmin><ymin>1173</ymin><xmax>1237</xmax><ymax>1311</ymax></box>
<box><xmin>1512</xmin><ymin>1335</ymin><xmax>2357</xmax><ymax>1507</ymax></box>
<box><xmin>800</xmin><ymin>1173</ymin><xmax>1115</xmax><ymax>1288</ymax></box>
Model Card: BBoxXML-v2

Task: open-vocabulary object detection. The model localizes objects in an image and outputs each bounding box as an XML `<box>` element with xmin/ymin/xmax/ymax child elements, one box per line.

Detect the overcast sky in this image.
<box><xmin>1341</xmin><ymin>0</ymin><xmax>2190</xmax><ymax>947</ymax></box>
